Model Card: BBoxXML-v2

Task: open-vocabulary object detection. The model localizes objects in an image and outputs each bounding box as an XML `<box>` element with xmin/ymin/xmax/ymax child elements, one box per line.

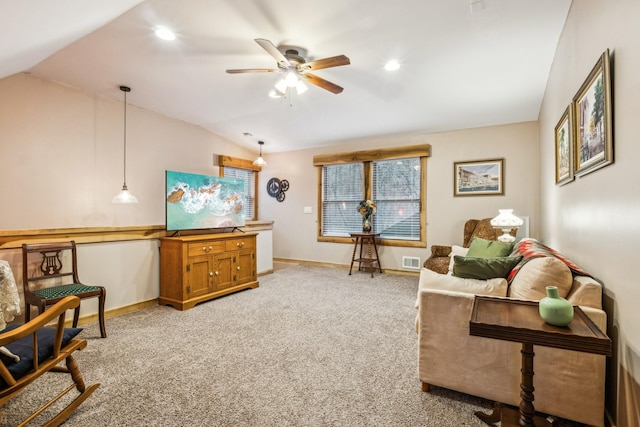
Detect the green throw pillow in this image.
<box><xmin>466</xmin><ymin>237</ymin><xmax>514</xmax><ymax>258</ymax></box>
<box><xmin>452</xmin><ymin>255</ymin><xmax>523</xmax><ymax>280</ymax></box>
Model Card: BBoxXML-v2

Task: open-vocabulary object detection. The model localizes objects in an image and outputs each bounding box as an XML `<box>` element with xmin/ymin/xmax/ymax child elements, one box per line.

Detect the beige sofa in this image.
<box><xmin>415</xmin><ymin>239</ymin><xmax>607</xmax><ymax>427</ymax></box>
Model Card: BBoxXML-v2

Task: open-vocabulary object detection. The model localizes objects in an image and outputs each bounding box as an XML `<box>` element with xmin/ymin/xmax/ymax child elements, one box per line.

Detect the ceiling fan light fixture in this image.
<box><xmin>296</xmin><ymin>80</ymin><xmax>308</xmax><ymax>95</ymax></box>
<box><xmin>252</xmin><ymin>141</ymin><xmax>267</xmax><ymax>167</ymax></box>
<box><xmin>274</xmin><ymin>78</ymin><xmax>288</xmax><ymax>95</ymax></box>
<box><xmin>285</xmin><ymin>72</ymin><xmax>298</xmax><ymax>88</ymax></box>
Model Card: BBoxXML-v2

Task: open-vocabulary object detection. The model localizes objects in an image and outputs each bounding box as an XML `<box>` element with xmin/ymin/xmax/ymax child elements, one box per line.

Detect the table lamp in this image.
<box><xmin>490</xmin><ymin>209</ymin><xmax>523</xmax><ymax>243</ymax></box>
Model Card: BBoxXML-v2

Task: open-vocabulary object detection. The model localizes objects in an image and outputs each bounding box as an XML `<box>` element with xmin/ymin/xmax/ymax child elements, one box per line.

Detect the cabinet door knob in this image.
<box><xmin>203</xmin><ymin>246</ymin><xmax>207</xmax><ymax>251</ymax></box>
<box><xmin>215</xmin><ymin>271</ymin><xmax>219</xmax><ymax>276</ymax></box>
<box><xmin>209</xmin><ymin>272</ymin><xmax>213</xmax><ymax>277</ymax></box>
<box><xmin>237</xmin><ymin>266</ymin><xmax>241</xmax><ymax>271</ymax></box>
<box><xmin>209</xmin><ymin>246</ymin><xmax>213</xmax><ymax>250</ymax></box>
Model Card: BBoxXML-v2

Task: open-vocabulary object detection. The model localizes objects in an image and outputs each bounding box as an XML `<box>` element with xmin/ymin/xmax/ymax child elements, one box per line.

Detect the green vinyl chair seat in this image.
<box><xmin>31</xmin><ymin>284</ymin><xmax>102</xmax><ymax>300</ymax></box>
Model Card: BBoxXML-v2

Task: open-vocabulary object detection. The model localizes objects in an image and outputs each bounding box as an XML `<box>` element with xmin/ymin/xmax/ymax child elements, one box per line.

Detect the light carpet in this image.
<box><xmin>1</xmin><ymin>264</ymin><xmax>577</xmax><ymax>426</ymax></box>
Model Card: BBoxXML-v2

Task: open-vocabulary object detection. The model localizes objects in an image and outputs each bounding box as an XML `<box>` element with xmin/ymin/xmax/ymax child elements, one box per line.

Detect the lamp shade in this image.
<box><xmin>252</xmin><ymin>156</ymin><xmax>267</xmax><ymax>166</ymax></box>
<box><xmin>252</xmin><ymin>140</ymin><xmax>267</xmax><ymax>166</ymax></box>
<box><xmin>112</xmin><ymin>185</ymin><xmax>138</xmax><ymax>203</ymax></box>
<box><xmin>490</xmin><ymin>209</ymin><xmax>523</xmax><ymax>243</ymax></box>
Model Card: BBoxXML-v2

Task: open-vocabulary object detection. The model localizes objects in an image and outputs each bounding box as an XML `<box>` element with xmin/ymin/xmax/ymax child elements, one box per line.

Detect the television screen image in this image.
<box><xmin>166</xmin><ymin>170</ymin><xmax>246</xmax><ymax>232</ymax></box>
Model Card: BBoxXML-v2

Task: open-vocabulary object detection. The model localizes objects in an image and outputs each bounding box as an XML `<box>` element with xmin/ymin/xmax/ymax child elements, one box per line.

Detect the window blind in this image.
<box><xmin>372</xmin><ymin>158</ymin><xmax>421</xmax><ymax>240</ymax></box>
<box><xmin>223</xmin><ymin>167</ymin><xmax>255</xmax><ymax>220</ymax></box>
<box><xmin>322</xmin><ymin>163</ymin><xmax>363</xmax><ymax>236</ymax></box>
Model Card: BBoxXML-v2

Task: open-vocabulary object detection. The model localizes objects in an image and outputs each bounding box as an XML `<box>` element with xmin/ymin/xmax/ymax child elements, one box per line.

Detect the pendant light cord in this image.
<box><xmin>120</xmin><ymin>85</ymin><xmax>131</xmax><ymax>189</ymax></box>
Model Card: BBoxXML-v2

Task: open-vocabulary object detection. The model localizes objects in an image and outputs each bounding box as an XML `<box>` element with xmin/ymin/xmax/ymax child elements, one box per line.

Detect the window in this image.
<box><xmin>321</xmin><ymin>163</ymin><xmax>363</xmax><ymax>236</ymax></box>
<box><xmin>314</xmin><ymin>144</ymin><xmax>430</xmax><ymax>247</ymax></box>
<box><xmin>372</xmin><ymin>158</ymin><xmax>421</xmax><ymax>240</ymax></box>
<box><xmin>219</xmin><ymin>156</ymin><xmax>261</xmax><ymax>221</ymax></box>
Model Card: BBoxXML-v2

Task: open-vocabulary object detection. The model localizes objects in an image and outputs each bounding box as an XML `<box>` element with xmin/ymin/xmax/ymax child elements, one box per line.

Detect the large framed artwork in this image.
<box><xmin>554</xmin><ymin>105</ymin><xmax>574</xmax><ymax>186</ymax></box>
<box><xmin>572</xmin><ymin>49</ymin><xmax>613</xmax><ymax>177</ymax></box>
<box><xmin>454</xmin><ymin>158</ymin><xmax>504</xmax><ymax>196</ymax></box>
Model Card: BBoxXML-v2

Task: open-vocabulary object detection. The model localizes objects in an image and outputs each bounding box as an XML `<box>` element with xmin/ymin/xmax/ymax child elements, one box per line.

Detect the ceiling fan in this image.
<box><xmin>226</xmin><ymin>38</ymin><xmax>350</xmax><ymax>94</ymax></box>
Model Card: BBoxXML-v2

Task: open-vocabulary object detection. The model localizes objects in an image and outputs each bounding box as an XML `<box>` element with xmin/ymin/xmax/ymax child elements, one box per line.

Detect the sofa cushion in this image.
<box><xmin>508</xmin><ymin>257</ymin><xmax>573</xmax><ymax>300</ymax></box>
<box><xmin>466</xmin><ymin>237</ymin><xmax>514</xmax><ymax>259</ymax></box>
<box><xmin>417</xmin><ymin>268</ymin><xmax>508</xmax><ymax>308</ymax></box>
<box><xmin>447</xmin><ymin>245</ymin><xmax>469</xmax><ymax>272</ymax></box>
<box><xmin>566</xmin><ymin>276</ymin><xmax>603</xmax><ymax>309</ymax></box>
<box><xmin>452</xmin><ymin>255</ymin><xmax>522</xmax><ymax>280</ymax></box>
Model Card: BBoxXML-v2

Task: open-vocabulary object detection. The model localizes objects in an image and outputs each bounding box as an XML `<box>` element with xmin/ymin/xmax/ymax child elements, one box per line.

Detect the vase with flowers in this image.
<box><xmin>358</xmin><ymin>200</ymin><xmax>377</xmax><ymax>233</ymax></box>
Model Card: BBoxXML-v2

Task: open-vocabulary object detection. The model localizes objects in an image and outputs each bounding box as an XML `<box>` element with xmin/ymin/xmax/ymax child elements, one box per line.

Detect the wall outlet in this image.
<box><xmin>303</xmin><ymin>207</ymin><xmax>312</xmax><ymax>214</ymax></box>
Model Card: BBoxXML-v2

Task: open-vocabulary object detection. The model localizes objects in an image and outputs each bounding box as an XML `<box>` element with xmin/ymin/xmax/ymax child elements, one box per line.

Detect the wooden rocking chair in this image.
<box><xmin>0</xmin><ymin>296</ymin><xmax>99</xmax><ymax>426</ymax></box>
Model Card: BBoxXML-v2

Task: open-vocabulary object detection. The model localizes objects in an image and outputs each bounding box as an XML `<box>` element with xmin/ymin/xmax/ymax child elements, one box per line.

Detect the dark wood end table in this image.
<box><xmin>348</xmin><ymin>232</ymin><xmax>382</xmax><ymax>277</ymax></box>
<box><xmin>469</xmin><ymin>296</ymin><xmax>611</xmax><ymax>427</ymax></box>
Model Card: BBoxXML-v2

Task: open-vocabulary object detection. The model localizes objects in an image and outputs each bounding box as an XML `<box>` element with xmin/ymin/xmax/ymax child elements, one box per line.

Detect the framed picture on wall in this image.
<box><xmin>554</xmin><ymin>105</ymin><xmax>574</xmax><ymax>186</ymax></box>
<box><xmin>572</xmin><ymin>48</ymin><xmax>613</xmax><ymax>177</ymax></box>
<box><xmin>453</xmin><ymin>158</ymin><xmax>504</xmax><ymax>196</ymax></box>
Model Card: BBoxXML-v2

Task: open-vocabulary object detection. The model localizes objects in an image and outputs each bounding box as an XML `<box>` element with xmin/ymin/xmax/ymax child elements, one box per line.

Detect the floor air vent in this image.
<box><xmin>402</xmin><ymin>256</ymin><xmax>421</xmax><ymax>270</ymax></box>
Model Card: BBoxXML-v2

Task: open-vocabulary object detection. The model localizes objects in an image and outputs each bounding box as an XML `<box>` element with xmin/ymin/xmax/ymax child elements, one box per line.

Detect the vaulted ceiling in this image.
<box><xmin>1</xmin><ymin>0</ymin><xmax>571</xmax><ymax>153</ymax></box>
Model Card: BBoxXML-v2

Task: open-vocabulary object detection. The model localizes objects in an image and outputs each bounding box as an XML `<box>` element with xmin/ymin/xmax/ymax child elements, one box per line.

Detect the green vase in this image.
<box><xmin>539</xmin><ymin>286</ymin><xmax>574</xmax><ymax>327</ymax></box>
<box><xmin>362</xmin><ymin>218</ymin><xmax>371</xmax><ymax>232</ymax></box>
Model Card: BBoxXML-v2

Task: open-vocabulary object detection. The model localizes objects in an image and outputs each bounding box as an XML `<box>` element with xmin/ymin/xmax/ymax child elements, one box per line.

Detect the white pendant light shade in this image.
<box><xmin>112</xmin><ymin>185</ymin><xmax>138</xmax><ymax>203</ymax></box>
<box><xmin>252</xmin><ymin>140</ymin><xmax>267</xmax><ymax>166</ymax></box>
<box><xmin>113</xmin><ymin>85</ymin><xmax>138</xmax><ymax>203</ymax></box>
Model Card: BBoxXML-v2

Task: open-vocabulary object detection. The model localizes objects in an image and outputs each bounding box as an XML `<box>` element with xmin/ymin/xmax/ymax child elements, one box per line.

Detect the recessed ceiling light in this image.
<box><xmin>384</xmin><ymin>60</ymin><xmax>400</xmax><ymax>71</ymax></box>
<box><xmin>155</xmin><ymin>26</ymin><xmax>176</xmax><ymax>41</ymax></box>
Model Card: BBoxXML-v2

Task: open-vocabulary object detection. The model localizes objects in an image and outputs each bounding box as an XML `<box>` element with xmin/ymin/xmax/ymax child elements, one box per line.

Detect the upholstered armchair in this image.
<box><xmin>423</xmin><ymin>218</ymin><xmax>514</xmax><ymax>274</ymax></box>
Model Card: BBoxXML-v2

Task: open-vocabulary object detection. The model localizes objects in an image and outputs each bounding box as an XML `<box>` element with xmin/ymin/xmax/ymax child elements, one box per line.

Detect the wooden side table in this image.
<box><xmin>469</xmin><ymin>296</ymin><xmax>611</xmax><ymax>427</ymax></box>
<box><xmin>348</xmin><ymin>232</ymin><xmax>382</xmax><ymax>277</ymax></box>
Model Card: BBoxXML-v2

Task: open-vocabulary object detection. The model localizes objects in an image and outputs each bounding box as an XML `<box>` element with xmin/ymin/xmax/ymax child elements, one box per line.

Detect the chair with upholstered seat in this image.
<box><xmin>0</xmin><ymin>295</ymin><xmax>99</xmax><ymax>426</ymax></box>
<box><xmin>22</xmin><ymin>241</ymin><xmax>107</xmax><ymax>338</ymax></box>
<box><xmin>423</xmin><ymin>218</ymin><xmax>516</xmax><ymax>274</ymax></box>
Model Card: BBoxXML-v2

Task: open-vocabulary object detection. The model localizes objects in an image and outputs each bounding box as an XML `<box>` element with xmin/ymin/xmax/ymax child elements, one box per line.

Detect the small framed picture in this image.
<box><xmin>573</xmin><ymin>49</ymin><xmax>613</xmax><ymax>177</ymax></box>
<box><xmin>554</xmin><ymin>105</ymin><xmax>574</xmax><ymax>186</ymax></box>
<box><xmin>454</xmin><ymin>158</ymin><xmax>504</xmax><ymax>196</ymax></box>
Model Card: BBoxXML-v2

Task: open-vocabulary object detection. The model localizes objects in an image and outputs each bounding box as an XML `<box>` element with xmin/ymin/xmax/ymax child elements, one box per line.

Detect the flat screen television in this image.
<box><xmin>165</xmin><ymin>170</ymin><xmax>246</xmax><ymax>232</ymax></box>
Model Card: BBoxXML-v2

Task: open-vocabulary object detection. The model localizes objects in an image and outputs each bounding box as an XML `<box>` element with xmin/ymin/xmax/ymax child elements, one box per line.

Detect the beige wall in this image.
<box><xmin>260</xmin><ymin>122</ymin><xmax>539</xmax><ymax>271</ymax></box>
<box><xmin>0</xmin><ymin>73</ymin><xmax>253</xmax><ymax>229</ymax></box>
<box><xmin>539</xmin><ymin>1</ymin><xmax>640</xmax><ymax>424</ymax></box>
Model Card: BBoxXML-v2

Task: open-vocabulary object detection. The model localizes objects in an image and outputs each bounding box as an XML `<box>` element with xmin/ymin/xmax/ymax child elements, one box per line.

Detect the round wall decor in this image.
<box><xmin>267</xmin><ymin>178</ymin><xmax>289</xmax><ymax>202</ymax></box>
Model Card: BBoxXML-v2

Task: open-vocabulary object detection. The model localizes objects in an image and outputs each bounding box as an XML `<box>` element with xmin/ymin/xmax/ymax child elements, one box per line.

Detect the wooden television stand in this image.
<box><xmin>159</xmin><ymin>232</ymin><xmax>259</xmax><ymax>310</ymax></box>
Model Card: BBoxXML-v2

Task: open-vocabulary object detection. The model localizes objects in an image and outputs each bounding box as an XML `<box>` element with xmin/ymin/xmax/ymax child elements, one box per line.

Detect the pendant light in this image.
<box><xmin>253</xmin><ymin>140</ymin><xmax>267</xmax><ymax>166</ymax></box>
<box><xmin>112</xmin><ymin>85</ymin><xmax>138</xmax><ymax>203</ymax></box>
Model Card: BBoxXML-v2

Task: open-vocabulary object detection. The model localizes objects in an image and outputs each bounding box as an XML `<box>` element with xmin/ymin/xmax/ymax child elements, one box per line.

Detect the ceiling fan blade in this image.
<box><xmin>254</xmin><ymin>38</ymin><xmax>290</xmax><ymax>68</ymax></box>
<box><xmin>226</xmin><ymin>68</ymin><xmax>279</xmax><ymax>74</ymax></box>
<box><xmin>301</xmin><ymin>73</ymin><xmax>344</xmax><ymax>94</ymax></box>
<box><xmin>302</xmin><ymin>55</ymin><xmax>350</xmax><ymax>71</ymax></box>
